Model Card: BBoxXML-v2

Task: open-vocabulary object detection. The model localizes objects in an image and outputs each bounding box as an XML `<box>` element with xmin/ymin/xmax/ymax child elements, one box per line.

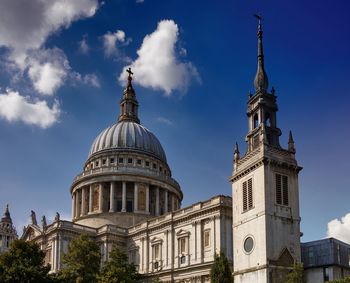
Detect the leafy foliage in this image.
<box><xmin>210</xmin><ymin>250</ymin><xmax>233</xmax><ymax>283</ymax></box>
<box><xmin>327</xmin><ymin>277</ymin><xmax>350</xmax><ymax>283</ymax></box>
<box><xmin>98</xmin><ymin>246</ymin><xmax>142</xmax><ymax>283</ymax></box>
<box><xmin>0</xmin><ymin>239</ymin><xmax>51</xmax><ymax>283</ymax></box>
<box><xmin>286</xmin><ymin>262</ymin><xmax>305</xmax><ymax>283</ymax></box>
<box><xmin>59</xmin><ymin>234</ymin><xmax>101</xmax><ymax>283</ymax></box>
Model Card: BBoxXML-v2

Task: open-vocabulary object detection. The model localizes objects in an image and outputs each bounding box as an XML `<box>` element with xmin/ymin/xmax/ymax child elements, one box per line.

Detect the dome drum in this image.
<box><xmin>71</xmin><ymin>178</ymin><xmax>182</xmax><ymax>228</ymax></box>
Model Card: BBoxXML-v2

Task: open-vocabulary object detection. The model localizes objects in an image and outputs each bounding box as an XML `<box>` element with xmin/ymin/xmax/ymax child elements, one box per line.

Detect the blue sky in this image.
<box><xmin>0</xmin><ymin>0</ymin><xmax>350</xmax><ymax>243</ymax></box>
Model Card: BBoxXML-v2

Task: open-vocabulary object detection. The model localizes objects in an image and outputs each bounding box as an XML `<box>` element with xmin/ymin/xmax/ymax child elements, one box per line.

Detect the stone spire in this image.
<box><xmin>118</xmin><ymin>68</ymin><xmax>140</xmax><ymax>124</ymax></box>
<box><xmin>288</xmin><ymin>130</ymin><xmax>296</xmax><ymax>154</ymax></box>
<box><xmin>1</xmin><ymin>204</ymin><xmax>12</xmax><ymax>223</ymax></box>
<box><xmin>253</xmin><ymin>14</ymin><xmax>269</xmax><ymax>92</ymax></box>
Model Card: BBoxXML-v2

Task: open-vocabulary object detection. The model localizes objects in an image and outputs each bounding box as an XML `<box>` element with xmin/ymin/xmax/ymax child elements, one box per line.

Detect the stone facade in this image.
<box><xmin>22</xmin><ymin>195</ymin><xmax>232</xmax><ymax>282</ymax></box>
<box><xmin>0</xmin><ymin>205</ymin><xmax>17</xmax><ymax>254</ymax></box>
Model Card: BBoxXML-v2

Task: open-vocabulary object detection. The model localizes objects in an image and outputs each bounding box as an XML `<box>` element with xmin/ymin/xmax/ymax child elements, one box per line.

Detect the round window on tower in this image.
<box><xmin>244</xmin><ymin>236</ymin><xmax>254</xmax><ymax>254</ymax></box>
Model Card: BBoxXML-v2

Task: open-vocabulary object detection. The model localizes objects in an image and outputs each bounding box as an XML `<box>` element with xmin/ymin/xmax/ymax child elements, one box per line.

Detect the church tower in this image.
<box><xmin>231</xmin><ymin>16</ymin><xmax>302</xmax><ymax>283</ymax></box>
<box><xmin>0</xmin><ymin>204</ymin><xmax>17</xmax><ymax>254</ymax></box>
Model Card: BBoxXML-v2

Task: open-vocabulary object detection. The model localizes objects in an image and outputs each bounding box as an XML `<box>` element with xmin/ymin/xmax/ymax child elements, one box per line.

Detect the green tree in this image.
<box><xmin>327</xmin><ymin>277</ymin><xmax>350</xmax><ymax>283</ymax></box>
<box><xmin>59</xmin><ymin>234</ymin><xmax>101</xmax><ymax>283</ymax></box>
<box><xmin>210</xmin><ymin>250</ymin><xmax>233</xmax><ymax>283</ymax></box>
<box><xmin>98</xmin><ymin>246</ymin><xmax>142</xmax><ymax>283</ymax></box>
<box><xmin>0</xmin><ymin>239</ymin><xmax>51</xmax><ymax>283</ymax></box>
<box><xmin>286</xmin><ymin>262</ymin><xmax>305</xmax><ymax>283</ymax></box>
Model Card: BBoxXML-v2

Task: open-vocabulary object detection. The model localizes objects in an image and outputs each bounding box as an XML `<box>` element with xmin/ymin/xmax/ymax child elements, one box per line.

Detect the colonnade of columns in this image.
<box><xmin>72</xmin><ymin>181</ymin><xmax>178</xmax><ymax>219</ymax></box>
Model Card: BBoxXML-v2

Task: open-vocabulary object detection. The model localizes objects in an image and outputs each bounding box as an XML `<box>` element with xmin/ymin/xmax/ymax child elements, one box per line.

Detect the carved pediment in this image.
<box><xmin>21</xmin><ymin>224</ymin><xmax>42</xmax><ymax>241</ymax></box>
<box><xmin>150</xmin><ymin>237</ymin><xmax>163</xmax><ymax>244</ymax></box>
<box><xmin>176</xmin><ymin>229</ymin><xmax>190</xmax><ymax>237</ymax></box>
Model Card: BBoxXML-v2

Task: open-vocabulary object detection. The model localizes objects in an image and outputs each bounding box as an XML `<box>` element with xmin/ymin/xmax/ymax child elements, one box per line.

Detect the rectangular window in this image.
<box><xmin>128</xmin><ymin>158</ymin><xmax>133</xmax><ymax>164</ymax></box>
<box><xmin>102</xmin><ymin>159</ymin><xmax>106</xmax><ymax>165</ymax></box>
<box><xmin>243</xmin><ymin>181</ymin><xmax>247</xmax><ymax>211</ymax></box>
<box><xmin>119</xmin><ymin>157</ymin><xmax>124</xmax><ymax>164</ymax></box>
<box><xmin>129</xmin><ymin>250</ymin><xmax>136</xmax><ymax>264</ymax></box>
<box><xmin>179</xmin><ymin>237</ymin><xmax>187</xmax><ymax>254</ymax></box>
<box><xmin>276</xmin><ymin>174</ymin><xmax>289</xmax><ymax>206</ymax></box>
<box><xmin>204</xmin><ymin>229</ymin><xmax>210</xmax><ymax>248</ymax></box>
<box><xmin>180</xmin><ymin>255</ymin><xmax>186</xmax><ymax>264</ymax></box>
<box><xmin>145</xmin><ymin>161</ymin><xmax>150</xmax><ymax>167</ymax></box>
<box><xmin>242</xmin><ymin>178</ymin><xmax>253</xmax><ymax>212</ymax></box>
<box><xmin>137</xmin><ymin>159</ymin><xmax>142</xmax><ymax>165</ymax></box>
<box><xmin>110</xmin><ymin>158</ymin><xmax>114</xmax><ymax>164</ymax></box>
<box><xmin>153</xmin><ymin>244</ymin><xmax>160</xmax><ymax>260</ymax></box>
<box><xmin>153</xmin><ymin>163</ymin><xmax>157</xmax><ymax>169</ymax></box>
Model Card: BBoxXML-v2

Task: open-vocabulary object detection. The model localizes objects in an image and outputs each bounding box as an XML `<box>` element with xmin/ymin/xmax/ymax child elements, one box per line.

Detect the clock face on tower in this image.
<box><xmin>244</xmin><ymin>236</ymin><xmax>254</xmax><ymax>254</ymax></box>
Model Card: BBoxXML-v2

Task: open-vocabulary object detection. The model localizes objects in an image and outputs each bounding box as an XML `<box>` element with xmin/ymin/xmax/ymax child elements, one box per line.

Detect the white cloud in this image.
<box><xmin>118</xmin><ymin>20</ymin><xmax>200</xmax><ymax>96</ymax></box>
<box><xmin>0</xmin><ymin>0</ymin><xmax>98</xmax><ymax>92</ymax></box>
<box><xmin>79</xmin><ymin>37</ymin><xmax>90</xmax><ymax>54</ymax></box>
<box><xmin>102</xmin><ymin>30</ymin><xmax>131</xmax><ymax>58</ymax></box>
<box><xmin>27</xmin><ymin>48</ymin><xmax>69</xmax><ymax>96</ymax></box>
<box><xmin>29</xmin><ymin>62</ymin><xmax>67</xmax><ymax>95</ymax></box>
<box><xmin>0</xmin><ymin>90</ymin><xmax>60</xmax><ymax>128</ymax></box>
<box><xmin>327</xmin><ymin>213</ymin><xmax>350</xmax><ymax>244</ymax></box>
<box><xmin>73</xmin><ymin>72</ymin><xmax>100</xmax><ymax>88</ymax></box>
<box><xmin>156</xmin><ymin>117</ymin><xmax>173</xmax><ymax>126</ymax></box>
<box><xmin>83</xmin><ymin>73</ymin><xmax>100</xmax><ymax>88</ymax></box>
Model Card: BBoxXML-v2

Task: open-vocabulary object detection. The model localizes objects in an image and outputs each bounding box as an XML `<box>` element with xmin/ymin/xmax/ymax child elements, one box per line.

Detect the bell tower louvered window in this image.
<box><xmin>243</xmin><ymin>178</ymin><xmax>253</xmax><ymax>212</ymax></box>
<box><xmin>276</xmin><ymin>174</ymin><xmax>289</xmax><ymax>206</ymax></box>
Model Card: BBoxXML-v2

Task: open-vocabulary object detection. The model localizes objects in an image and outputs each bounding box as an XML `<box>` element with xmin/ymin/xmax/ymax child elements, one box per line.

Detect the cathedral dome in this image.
<box><xmin>89</xmin><ymin>121</ymin><xmax>167</xmax><ymax>162</ymax></box>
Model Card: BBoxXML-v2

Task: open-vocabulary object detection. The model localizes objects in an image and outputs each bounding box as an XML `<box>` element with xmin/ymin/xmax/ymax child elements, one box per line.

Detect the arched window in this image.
<box><xmin>253</xmin><ymin>114</ymin><xmax>259</xmax><ymax>129</ymax></box>
<box><xmin>265</xmin><ymin>112</ymin><xmax>271</xmax><ymax>127</ymax></box>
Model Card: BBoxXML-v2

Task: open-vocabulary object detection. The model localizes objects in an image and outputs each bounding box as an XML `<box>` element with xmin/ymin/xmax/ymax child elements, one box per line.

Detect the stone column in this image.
<box><xmin>109</xmin><ymin>182</ymin><xmax>116</xmax><ymax>212</ymax></box>
<box><xmin>146</xmin><ymin>184</ymin><xmax>150</xmax><ymax>213</ymax></box>
<box><xmin>122</xmin><ymin>182</ymin><xmax>126</xmax><ymax>212</ymax></box>
<box><xmin>134</xmin><ymin>182</ymin><xmax>138</xmax><ymax>212</ymax></box>
<box><xmin>81</xmin><ymin>187</ymin><xmax>86</xmax><ymax>216</ymax></box>
<box><xmin>170</xmin><ymin>194</ymin><xmax>174</xmax><ymax>211</ymax></box>
<box><xmin>89</xmin><ymin>184</ymin><xmax>93</xmax><ymax>213</ymax></box>
<box><xmin>75</xmin><ymin>191</ymin><xmax>80</xmax><ymax>219</ymax></box>
<box><xmin>165</xmin><ymin>190</ymin><xmax>169</xmax><ymax>213</ymax></box>
<box><xmin>99</xmin><ymin>184</ymin><xmax>103</xmax><ymax>213</ymax></box>
<box><xmin>72</xmin><ymin>193</ymin><xmax>76</xmax><ymax>219</ymax></box>
<box><xmin>155</xmin><ymin>187</ymin><xmax>160</xmax><ymax>216</ymax></box>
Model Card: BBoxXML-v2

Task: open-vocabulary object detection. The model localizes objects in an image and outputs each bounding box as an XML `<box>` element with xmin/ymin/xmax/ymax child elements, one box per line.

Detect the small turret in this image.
<box><xmin>1</xmin><ymin>204</ymin><xmax>12</xmax><ymax>223</ymax></box>
<box><xmin>288</xmin><ymin>130</ymin><xmax>296</xmax><ymax>154</ymax></box>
